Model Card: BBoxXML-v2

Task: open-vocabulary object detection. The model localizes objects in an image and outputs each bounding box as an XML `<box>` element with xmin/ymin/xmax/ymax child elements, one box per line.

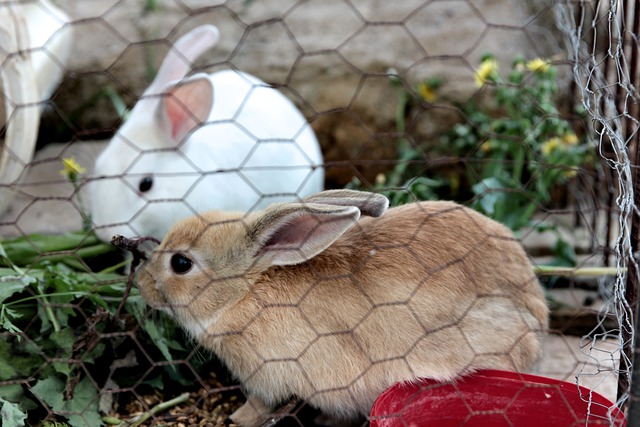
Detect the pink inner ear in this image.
<box><xmin>263</xmin><ymin>214</ymin><xmax>319</xmax><ymax>250</ymax></box>
<box><xmin>165</xmin><ymin>94</ymin><xmax>195</xmax><ymax>140</ymax></box>
<box><xmin>161</xmin><ymin>78</ymin><xmax>213</xmax><ymax>143</ymax></box>
<box><xmin>254</xmin><ymin>205</ymin><xmax>359</xmax><ymax>266</ymax></box>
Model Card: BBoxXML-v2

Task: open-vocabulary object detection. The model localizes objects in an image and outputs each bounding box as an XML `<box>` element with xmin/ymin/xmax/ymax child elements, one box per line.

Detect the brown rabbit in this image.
<box><xmin>136</xmin><ymin>189</ymin><xmax>548</xmax><ymax>426</ymax></box>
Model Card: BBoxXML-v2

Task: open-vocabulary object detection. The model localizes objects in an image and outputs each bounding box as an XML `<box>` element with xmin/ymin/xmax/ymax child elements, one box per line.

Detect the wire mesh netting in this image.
<box><xmin>0</xmin><ymin>0</ymin><xmax>638</xmax><ymax>426</ymax></box>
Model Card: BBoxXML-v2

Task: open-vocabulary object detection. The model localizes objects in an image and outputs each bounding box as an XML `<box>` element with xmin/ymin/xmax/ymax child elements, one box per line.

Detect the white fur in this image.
<box><xmin>89</xmin><ymin>26</ymin><xmax>323</xmax><ymax>242</ymax></box>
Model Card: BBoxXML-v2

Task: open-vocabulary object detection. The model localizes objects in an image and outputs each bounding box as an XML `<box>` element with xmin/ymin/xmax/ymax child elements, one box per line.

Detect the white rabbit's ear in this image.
<box><xmin>157</xmin><ymin>75</ymin><xmax>213</xmax><ymax>143</ymax></box>
<box><xmin>147</xmin><ymin>25</ymin><xmax>220</xmax><ymax>95</ymax></box>
<box><xmin>250</xmin><ymin>203</ymin><xmax>361</xmax><ymax>267</ymax></box>
<box><xmin>302</xmin><ymin>190</ymin><xmax>389</xmax><ymax>217</ymax></box>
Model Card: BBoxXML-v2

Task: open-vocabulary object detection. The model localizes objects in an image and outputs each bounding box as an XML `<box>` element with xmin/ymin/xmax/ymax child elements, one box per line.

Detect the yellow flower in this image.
<box><xmin>474</xmin><ymin>59</ymin><xmax>499</xmax><ymax>87</ymax></box>
<box><xmin>562</xmin><ymin>132</ymin><xmax>579</xmax><ymax>145</ymax></box>
<box><xmin>480</xmin><ymin>140</ymin><xmax>492</xmax><ymax>153</ymax></box>
<box><xmin>60</xmin><ymin>157</ymin><xmax>86</xmax><ymax>178</ymax></box>
<box><xmin>564</xmin><ymin>169</ymin><xmax>578</xmax><ymax>178</ymax></box>
<box><xmin>418</xmin><ymin>82</ymin><xmax>437</xmax><ymax>102</ymax></box>
<box><xmin>541</xmin><ymin>137</ymin><xmax>561</xmax><ymax>155</ymax></box>
<box><xmin>526</xmin><ymin>58</ymin><xmax>550</xmax><ymax>73</ymax></box>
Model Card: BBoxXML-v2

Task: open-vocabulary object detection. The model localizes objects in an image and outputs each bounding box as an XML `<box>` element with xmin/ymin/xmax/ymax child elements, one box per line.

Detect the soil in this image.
<box><xmin>110</xmin><ymin>372</ymin><xmax>243</xmax><ymax>427</ymax></box>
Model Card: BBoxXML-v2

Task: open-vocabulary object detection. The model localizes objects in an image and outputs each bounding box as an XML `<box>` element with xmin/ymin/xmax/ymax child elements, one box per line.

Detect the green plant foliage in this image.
<box><xmin>354</xmin><ymin>56</ymin><xmax>592</xmax><ymax>266</ymax></box>
<box><xmin>0</xmin><ymin>233</ymin><xmax>197</xmax><ymax>426</ymax></box>
<box><xmin>1</xmin><ymin>398</ymin><xmax>28</xmax><ymax>427</ymax></box>
<box><xmin>442</xmin><ymin>55</ymin><xmax>592</xmax><ymax>234</ymax></box>
<box><xmin>31</xmin><ymin>377</ymin><xmax>101</xmax><ymax>427</ymax></box>
<box><xmin>347</xmin><ymin>73</ymin><xmax>448</xmax><ymax>204</ymax></box>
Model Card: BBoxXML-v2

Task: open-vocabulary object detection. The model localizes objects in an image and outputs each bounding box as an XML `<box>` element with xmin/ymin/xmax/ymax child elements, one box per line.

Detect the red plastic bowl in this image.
<box><xmin>369</xmin><ymin>370</ymin><xmax>626</xmax><ymax>427</ymax></box>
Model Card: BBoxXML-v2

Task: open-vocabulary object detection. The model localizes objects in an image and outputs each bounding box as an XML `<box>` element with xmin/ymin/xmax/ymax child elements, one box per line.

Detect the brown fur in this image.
<box><xmin>137</xmin><ymin>191</ymin><xmax>548</xmax><ymax>427</ymax></box>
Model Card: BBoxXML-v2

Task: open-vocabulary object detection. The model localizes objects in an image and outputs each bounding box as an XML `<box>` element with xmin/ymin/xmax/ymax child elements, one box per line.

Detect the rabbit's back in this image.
<box><xmin>303</xmin><ymin>200</ymin><xmax>546</xmax><ymax>369</ymax></box>
<box><xmin>356</xmin><ymin>201</ymin><xmax>546</xmax><ymax>318</ymax></box>
<box><xmin>213</xmin><ymin>200</ymin><xmax>547</xmax><ymax>419</ymax></box>
<box><xmin>304</xmin><ymin>201</ymin><xmax>544</xmax><ymax>310</ymax></box>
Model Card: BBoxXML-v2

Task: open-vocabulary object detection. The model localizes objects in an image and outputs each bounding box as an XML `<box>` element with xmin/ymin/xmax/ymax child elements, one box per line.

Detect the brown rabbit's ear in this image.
<box><xmin>302</xmin><ymin>189</ymin><xmax>389</xmax><ymax>218</ymax></box>
<box><xmin>249</xmin><ymin>203</ymin><xmax>361</xmax><ymax>267</ymax></box>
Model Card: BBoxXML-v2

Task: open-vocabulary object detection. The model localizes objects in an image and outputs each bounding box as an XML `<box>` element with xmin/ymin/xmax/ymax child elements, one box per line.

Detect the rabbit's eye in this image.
<box><xmin>139</xmin><ymin>176</ymin><xmax>153</xmax><ymax>192</ymax></box>
<box><xmin>170</xmin><ymin>253</ymin><xmax>193</xmax><ymax>274</ymax></box>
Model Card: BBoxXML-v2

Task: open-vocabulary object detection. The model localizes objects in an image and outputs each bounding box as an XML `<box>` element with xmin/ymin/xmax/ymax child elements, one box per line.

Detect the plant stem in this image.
<box><xmin>71</xmin><ymin>180</ymin><xmax>92</xmax><ymax>232</ymax></box>
<box><xmin>37</xmin><ymin>244</ymin><xmax>114</xmax><ymax>268</ymax></box>
<box><xmin>4</xmin><ymin>277</ymin><xmax>130</xmax><ymax>308</ymax></box>
<box><xmin>520</xmin><ymin>186</ymin><xmax>549</xmax><ymax>227</ymax></box>
<box><xmin>104</xmin><ymin>87</ymin><xmax>129</xmax><ymax>120</ymax></box>
<box><xmin>99</xmin><ymin>260</ymin><xmax>129</xmax><ymax>275</ymax></box>
<box><xmin>534</xmin><ymin>265</ymin><xmax>622</xmax><ymax>277</ymax></box>
<box><xmin>512</xmin><ymin>143</ymin><xmax>526</xmax><ymax>185</ymax></box>
<box><xmin>0</xmin><ymin>232</ymin><xmax>112</xmax><ymax>268</ymax></box>
<box><xmin>388</xmin><ymin>90</ymin><xmax>412</xmax><ymax>188</ymax></box>
<box><xmin>127</xmin><ymin>392</ymin><xmax>190</xmax><ymax>427</ymax></box>
<box><xmin>36</xmin><ymin>282</ymin><xmax>60</xmax><ymax>332</ymax></box>
<box><xmin>5</xmin><ymin>244</ymin><xmax>115</xmax><ymax>270</ymax></box>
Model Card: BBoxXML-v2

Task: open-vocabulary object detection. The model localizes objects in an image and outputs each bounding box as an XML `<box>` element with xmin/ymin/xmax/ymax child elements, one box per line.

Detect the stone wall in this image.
<box><xmin>44</xmin><ymin>0</ymin><xmax>564</xmax><ymax>186</ymax></box>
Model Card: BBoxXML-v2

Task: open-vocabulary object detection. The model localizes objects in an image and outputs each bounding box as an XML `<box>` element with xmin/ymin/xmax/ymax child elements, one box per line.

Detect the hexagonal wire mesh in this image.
<box><xmin>0</xmin><ymin>0</ymin><xmax>638</xmax><ymax>426</ymax></box>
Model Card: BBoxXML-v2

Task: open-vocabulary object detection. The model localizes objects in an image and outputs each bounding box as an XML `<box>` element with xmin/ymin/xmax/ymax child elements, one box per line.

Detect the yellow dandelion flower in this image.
<box><xmin>541</xmin><ymin>137</ymin><xmax>561</xmax><ymax>155</ymax></box>
<box><xmin>418</xmin><ymin>82</ymin><xmax>437</xmax><ymax>102</ymax></box>
<box><xmin>480</xmin><ymin>140</ymin><xmax>492</xmax><ymax>153</ymax></box>
<box><xmin>526</xmin><ymin>58</ymin><xmax>550</xmax><ymax>73</ymax></box>
<box><xmin>60</xmin><ymin>157</ymin><xmax>86</xmax><ymax>178</ymax></box>
<box><xmin>562</xmin><ymin>132</ymin><xmax>579</xmax><ymax>145</ymax></box>
<box><xmin>474</xmin><ymin>59</ymin><xmax>499</xmax><ymax>87</ymax></box>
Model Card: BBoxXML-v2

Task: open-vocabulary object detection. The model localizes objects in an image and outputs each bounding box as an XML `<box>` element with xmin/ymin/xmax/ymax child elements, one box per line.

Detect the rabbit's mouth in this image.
<box><xmin>136</xmin><ymin>268</ymin><xmax>169</xmax><ymax>309</ymax></box>
<box><xmin>110</xmin><ymin>233</ymin><xmax>165</xmax><ymax>307</ymax></box>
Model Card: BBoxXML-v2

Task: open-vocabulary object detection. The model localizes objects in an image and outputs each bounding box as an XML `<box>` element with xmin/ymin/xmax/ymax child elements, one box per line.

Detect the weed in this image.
<box><xmin>0</xmin><ymin>233</ymin><xmax>196</xmax><ymax>427</ymax></box>
<box><xmin>354</xmin><ymin>56</ymin><xmax>593</xmax><ymax>266</ymax></box>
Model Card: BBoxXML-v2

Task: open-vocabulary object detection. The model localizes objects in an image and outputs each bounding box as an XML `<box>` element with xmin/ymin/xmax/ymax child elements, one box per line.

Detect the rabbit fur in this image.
<box><xmin>136</xmin><ymin>189</ymin><xmax>548</xmax><ymax>426</ymax></box>
<box><xmin>89</xmin><ymin>25</ymin><xmax>323</xmax><ymax>242</ymax></box>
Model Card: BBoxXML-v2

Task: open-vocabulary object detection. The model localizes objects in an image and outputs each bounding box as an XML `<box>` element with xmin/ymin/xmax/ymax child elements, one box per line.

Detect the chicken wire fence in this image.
<box><xmin>0</xmin><ymin>0</ymin><xmax>637</xmax><ymax>426</ymax></box>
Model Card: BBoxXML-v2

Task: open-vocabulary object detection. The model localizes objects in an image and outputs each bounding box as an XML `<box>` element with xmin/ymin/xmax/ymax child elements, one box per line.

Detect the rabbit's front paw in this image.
<box><xmin>229</xmin><ymin>396</ymin><xmax>272</xmax><ymax>427</ymax></box>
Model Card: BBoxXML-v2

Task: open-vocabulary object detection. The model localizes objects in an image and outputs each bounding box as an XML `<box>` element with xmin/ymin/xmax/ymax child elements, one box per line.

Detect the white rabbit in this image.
<box><xmin>136</xmin><ymin>189</ymin><xmax>549</xmax><ymax>427</ymax></box>
<box><xmin>89</xmin><ymin>25</ymin><xmax>323</xmax><ymax>242</ymax></box>
<box><xmin>0</xmin><ymin>0</ymin><xmax>73</xmax><ymax>216</ymax></box>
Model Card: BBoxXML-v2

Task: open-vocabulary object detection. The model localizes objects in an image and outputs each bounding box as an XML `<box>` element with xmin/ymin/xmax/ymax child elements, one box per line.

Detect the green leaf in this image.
<box><xmin>1</xmin><ymin>307</ymin><xmax>23</xmax><ymax>335</ymax></box>
<box><xmin>0</xmin><ymin>384</ymin><xmax>37</xmax><ymax>411</ymax></box>
<box><xmin>1</xmin><ymin>399</ymin><xmax>28</xmax><ymax>427</ymax></box>
<box><xmin>31</xmin><ymin>376</ymin><xmax>102</xmax><ymax>427</ymax></box>
<box><xmin>30</xmin><ymin>377</ymin><xmax>64</xmax><ymax>413</ymax></box>
<box><xmin>142</xmin><ymin>320</ymin><xmax>176</xmax><ymax>364</ymax></box>
<box><xmin>0</xmin><ymin>359</ymin><xmax>18</xmax><ymax>382</ymax></box>
<box><xmin>0</xmin><ymin>340</ymin><xmax>18</xmax><ymax>381</ymax></box>
<box><xmin>52</xmin><ymin>362</ymin><xmax>73</xmax><ymax>378</ymax></box>
<box><xmin>143</xmin><ymin>373</ymin><xmax>164</xmax><ymax>389</ymax></box>
<box><xmin>472</xmin><ymin>177</ymin><xmax>507</xmax><ymax>216</ymax></box>
<box><xmin>0</xmin><ymin>276</ymin><xmax>35</xmax><ymax>303</ymax></box>
<box><xmin>552</xmin><ymin>237</ymin><xmax>577</xmax><ymax>267</ymax></box>
<box><xmin>0</xmin><ymin>339</ymin><xmax>44</xmax><ymax>380</ymax></box>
